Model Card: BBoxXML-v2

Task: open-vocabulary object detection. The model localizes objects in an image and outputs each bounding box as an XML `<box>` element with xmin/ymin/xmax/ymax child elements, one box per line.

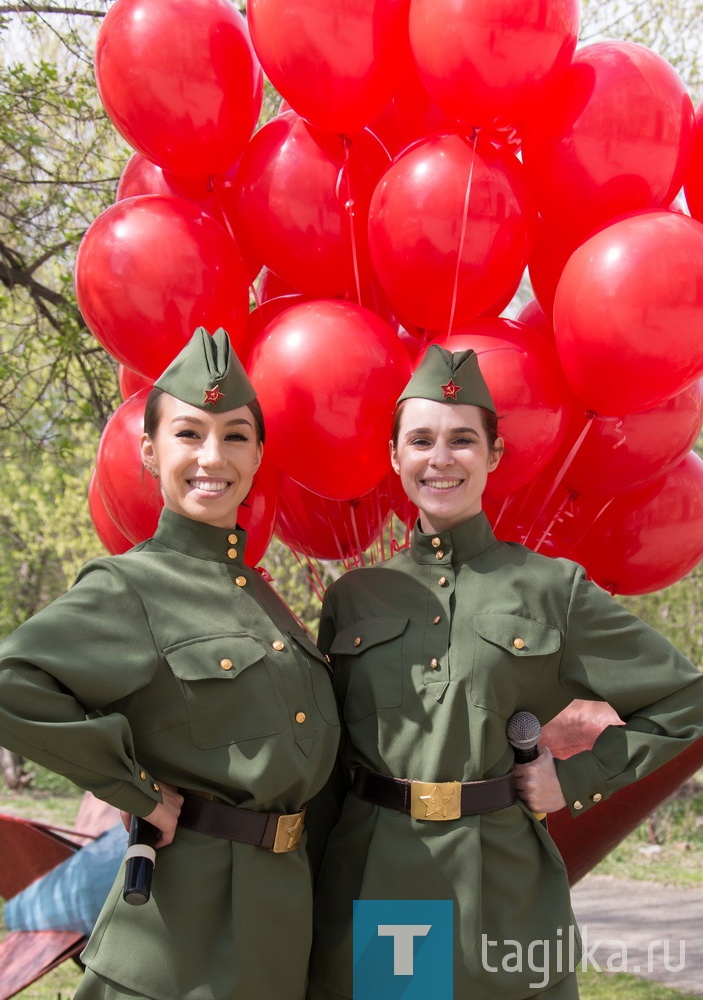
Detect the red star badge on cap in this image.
<box><xmin>441</xmin><ymin>378</ymin><xmax>461</xmax><ymax>400</ymax></box>
<box><xmin>204</xmin><ymin>385</ymin><xmax>225</xmax><ymax>405</ymax></box>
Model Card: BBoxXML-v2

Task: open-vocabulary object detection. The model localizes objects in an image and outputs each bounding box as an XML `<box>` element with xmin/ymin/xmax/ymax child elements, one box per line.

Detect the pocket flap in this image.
<box><xmin>473</xmin><ymin>614</ymin><xmax>561</xmax><ymax>656</ymax></box>
<box><xmin>330</xmin><ymin>616</ymin><xmax>409</xmax><ymax>656</ymax></box>
<box><xmin>290</xmin><ymin>632</ymin><xmax>329</xmax><ymax>665</ymax></box>
<box><xmin>164</xmin><ymin>634</ymin><xmax>267</xmax><ymax>681</ymax></box>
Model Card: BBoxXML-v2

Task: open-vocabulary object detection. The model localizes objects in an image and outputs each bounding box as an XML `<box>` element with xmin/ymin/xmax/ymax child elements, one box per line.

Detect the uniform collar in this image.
<box><xmin>153</xmin><ymin>507</ymin><xmax>248</xmax><ymax>564</ymax></box>
<box><xmin>409</xmin><ymin>510</ymin><xmax>497</xmax><ymax>566</ymax></box>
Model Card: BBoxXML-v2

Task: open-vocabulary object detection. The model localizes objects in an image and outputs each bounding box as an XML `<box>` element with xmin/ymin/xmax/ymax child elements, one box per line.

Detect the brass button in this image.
<box><xmin>573</xmin><ymin>800</ymin><xmax>583</xmax><ymax>811</ymax></box>
<box><xmin>592</xmin><ymin>793</ymin><xmax>603</xmax><ymax>803</ymax></box>
<box><xmin>235</xmin><ymin>575</ymin><xmax>247</xmax><ymax>587</ymax></box>
<box><xmin>152</xmin><ymin>782</ymin><xmax>160</xmax><ymax>792</ymax></box>
<box><xmin>513</xmin><ymin>637</ymin><xmax>526</xmax><ymax>650</ymax></box>
<box><xmin>431</xmin><ymin>537</ymin><xmax>441</xmax><ymax>548</ymax></box>
<box><xmin>228</xmin><ymin>533</ymin><xmax>238</xmax><ymax>544</ymax></box>
<box><xmin>429</xmin><ymin>657</ymin><xmax>440</xmax><ymax>670</ymax></box>
<box><xmin>435</xmin><ymin>550</ymin><xmax>444</xmax><ymax>560</ymax></box>
<box><xmin>295</xmin><ymin>711</ymin><xmax>306</xmax><ymax>724</ymax></box>
<box><xmin>432</xmin><ymin>616</ymin><xmax>441</xmax><ymax>625</ymax></box>
<box><xmin>438</xmin><ymin>576</ymin><xmax>447</xmax><ymax>587</ymax></box>
<box><xmin>272</xmin><ymin>640</ymin><xmax>285</xmax><ymax>651</ymax></box>
<box><xmin>139</xmin><ymin>770</ymin><xmax>147</xmax><ymax>781</ymax></box>
<box><xmin>353</xmin><ymin>636</ymin><xmax>361</xmax><ymax>647</ymax></box>
<box><xmin>220</xmin><ymin>658</ymin><xmax>233</xmax><ymax>671</ymax></box>
<box><xmin>227</xmin><ymin>547</ymin><xmax>238</xmax><ymax>559</ymax></box>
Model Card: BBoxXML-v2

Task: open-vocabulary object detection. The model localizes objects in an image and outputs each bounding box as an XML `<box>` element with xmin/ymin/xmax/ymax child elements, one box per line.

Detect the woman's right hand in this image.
<box><xmin>121</xmin><ymin>783</ymin><xmax>184</xmax><ymax>847</ymax></box>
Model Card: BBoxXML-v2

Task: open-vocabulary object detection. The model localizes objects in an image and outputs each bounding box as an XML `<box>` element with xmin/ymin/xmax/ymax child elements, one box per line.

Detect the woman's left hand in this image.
<box><xmin>513</xmin><ymin>745</ymin><xmax>567</xmax><ymax>814</ymax></box>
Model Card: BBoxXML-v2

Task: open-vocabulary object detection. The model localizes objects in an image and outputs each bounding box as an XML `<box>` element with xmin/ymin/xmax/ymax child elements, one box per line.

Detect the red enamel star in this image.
<box><xmin>440</xmin><ymin>378</ymin><xmax>461</xmax><ymax>400</ymax></box>
<box><xmin>204</xmin><ymin>385</ymin><xmax>225</xmax><ymax>405</ymax></box>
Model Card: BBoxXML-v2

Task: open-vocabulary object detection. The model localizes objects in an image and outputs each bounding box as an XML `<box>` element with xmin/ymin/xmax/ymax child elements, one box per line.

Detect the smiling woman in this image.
<box><xmin>0</xmin><ymin>327</ymin><xmax>340</xmax><ymax>1000</ymax></box>
<box><xmin>307</xmin><ymin>345</ymin><xmax>703</xmax><ymax>1000</ymax></box>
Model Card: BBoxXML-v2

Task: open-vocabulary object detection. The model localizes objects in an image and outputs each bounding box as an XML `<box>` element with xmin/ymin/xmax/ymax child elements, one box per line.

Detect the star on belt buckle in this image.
<box><xmin>410</xmin><ymin>781</ymin><xmax>462</xmax><ymax>821</ymax></box>
<box><xmin>272</xmin><ymin>808</ymin><xmax>306</xmax><ymax>852</ymax></box>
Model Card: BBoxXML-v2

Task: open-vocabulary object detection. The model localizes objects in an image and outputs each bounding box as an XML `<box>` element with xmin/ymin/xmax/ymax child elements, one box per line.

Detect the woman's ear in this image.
<box><xmin>140</xmin><ymin>433</ymin><xmax>156</xmax><ymax>474</ymax></box>
<box><xmin>389</xmin><ymin>439</ymin><xmax>400</xmax><ymax>475</ymax></box>
<box><xmin>488</xmin><ymin>437</ymin><xmax>504</xmax><ymax>473</ymax></box>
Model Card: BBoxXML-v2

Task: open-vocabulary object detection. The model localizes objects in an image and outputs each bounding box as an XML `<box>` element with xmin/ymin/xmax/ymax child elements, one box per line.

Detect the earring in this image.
<box><xmin>144</xmin><ymin>464</ymin><xmax>158</xmax><ymax>479</ymax></box>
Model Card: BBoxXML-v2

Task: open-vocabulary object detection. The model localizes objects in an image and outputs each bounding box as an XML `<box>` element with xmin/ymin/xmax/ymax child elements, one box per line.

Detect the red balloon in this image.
<box><xmin>275</xmin><ymin>475</ymin><xmax>392</xmax><ymax>561</ymax></box>
<box><xmin>248</xmin><ymin>300</ymin><xmax>412</xmax><ymax>500</ymax></box>
<box><xmin>247</xmin><ymin>0</ymin><xmax>412</xmax><ymax>135</ymax></box>
<box><xmin>571</xmin><ymin>452</ymin><xmax>703</xmax><ymax>595</ymax></box>
<box><xmin>528</xmin><ymin>214</ymin><xmax>584</xmax><ymax>319</ymax></box>
<box><xmin>88</xmin><ymin>469</ymin><xmax>134</xmax><ymax>555</ymax></box>
<box><xmin>684</xmin><ymin>100</ymin><xmax>703</xmax><ymax>221</ymax></box>
<box><xmin>409</xmin><ymin>0</ymin><xmax>579</xmax><ymax>130</ymax></box>
<box><xmin>233</xmin><ymin>114</ymin><xmax>390</xmax><ymax>301</ymax></box>
<box><xmin>366</xmin><ymin>62</ymin><xmax>459</xmax><ymax>159</ymax></box>
<box><xmin>116</xmin><ymin>154</ymin><xmax>262</xmax><ymax>283</ymax></box>
<box><xmin>118</xmin><ymin>364</ymin><xmax>153</xmax><ymax>401</ymax></box>
<box><xmin>245</xmin><ymin>295</ymin><xmax>309</xmax><ymax>366</ymax></box>
<box><xmin>257</xmin><ymin>268</ymin><xmax>299</xmax><ymax>303</ymax></box>
<box><xmin>553</xmin><ymin>211</ymin><xmax>703</xmax><ymax>415</ymax></box>
<box><xmin>368</xmin><ymin>133</ymin><xmax>535</xmax><ymax>331</ymax></box>
<box><xmin>432</xmin><ymin>318</ymin><xmax>573</xmax><ymax>497</ymax></box>
<box><xmin>96</xmin><ymin>389</ymin><xmax>164</xmax><ymax>544</ymax></box>
<box><xmin>95</xmin><ymin>0</ymin><xmax>262</xmax><ymax>178</ymax></box>
<box><xmin>236</xmin><ymin>452</ymin><xmax>279</xmax><ymax>567</ymax></box>
<box><xmin>75</xmin><ymin>195</ymin><xmax>250</xmax><ymax>381</ymax></box>
<box><xmin>514</xmin><ymin>297</ymin><xmax>552</xmax><ymax>336</ymax></box>
<box><xmin>522</xmin><ymin>41</ymin><xmax>694</xmax><ymax>242</ymax></box>
<box><xmin>564</xmin><ymin>381</ymin><xmax>703</xmax><ymax>497</ymax></box>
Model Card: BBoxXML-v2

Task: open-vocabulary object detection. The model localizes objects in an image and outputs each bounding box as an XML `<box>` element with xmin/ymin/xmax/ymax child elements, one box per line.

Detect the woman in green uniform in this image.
<box><xmin>0</xmin><ymin>327</ymin><xmax>340</xmax><ymax>1000</ymax></box>
<box><xmin>307</xmin><ymin>345</ymin><xmax>703</xmax><ymax>999</ymax></box>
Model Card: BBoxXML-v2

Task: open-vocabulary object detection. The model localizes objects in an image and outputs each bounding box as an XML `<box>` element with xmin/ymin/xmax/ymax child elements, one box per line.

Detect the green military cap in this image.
<box><xmin>397</xmin><ymin>344</ymin><xmax>496</xmax><ymax>413</ymax></box>
<box><xmin>155</xmin><ymin>326</ymin><xmax>256</xmax><ymax>411</ymax></box>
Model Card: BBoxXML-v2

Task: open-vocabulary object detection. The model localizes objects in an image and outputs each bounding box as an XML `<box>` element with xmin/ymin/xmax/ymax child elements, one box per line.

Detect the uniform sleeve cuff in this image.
<box><xmin>101</xmin><ymin>768</ymin><xmax>164</xmax><ymax>816</ymax></box>
<box><xmin>554</xmin><ymin>751</ymin><xmax>609</xmax><ymax>816</ymax></box>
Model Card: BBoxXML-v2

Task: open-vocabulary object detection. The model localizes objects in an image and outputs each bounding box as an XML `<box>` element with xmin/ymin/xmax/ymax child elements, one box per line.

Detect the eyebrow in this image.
<box><xmin>170</xmin><ymin>415</ymin><xmax>253</xmax><ymax>428</ymax></box>
<box><xmin>404</xmin><ymin>425</ymin><xmax>479</xmax><ymax>436</ymax></box>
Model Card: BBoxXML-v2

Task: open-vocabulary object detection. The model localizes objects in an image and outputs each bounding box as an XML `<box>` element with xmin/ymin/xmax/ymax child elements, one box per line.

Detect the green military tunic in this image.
<box><xmin>307</xmin><ymin>512</ymin><xmax>703</xmax><ymax>999</ymax></box>
<box><xmin>0</xmin><ymin>508</ymin><xmax>340</xmax><ymax>1000</ymax></box>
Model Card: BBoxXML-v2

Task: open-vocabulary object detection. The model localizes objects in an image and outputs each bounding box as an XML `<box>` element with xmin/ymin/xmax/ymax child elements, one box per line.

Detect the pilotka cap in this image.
<box><xmin>397</xmin><ymin>344</ymin><xmax>496</xmax><ymax>414</ymax></box>
<box><xmin>154</xmin><ymin>326</ymin><xmax>256</xmax><ymax>411</ymax></box>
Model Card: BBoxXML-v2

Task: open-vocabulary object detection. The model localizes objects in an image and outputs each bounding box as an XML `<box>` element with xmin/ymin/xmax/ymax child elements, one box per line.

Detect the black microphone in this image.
<box><xmin>122</xmin><ymin>816</ymin><xmax>158</xmax><ymax>906</ymax></box>
<box><xmin>507</xmin><ymin>711</ymin><xmax>546</xmax><ymax>823</ymax></box>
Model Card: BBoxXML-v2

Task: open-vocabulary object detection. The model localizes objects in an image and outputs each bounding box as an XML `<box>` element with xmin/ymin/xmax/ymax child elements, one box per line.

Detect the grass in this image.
<box><xmin>591</xmin><ymin>774</ymin><xmax>703</xmax><ymax>888</ymax></box>
<box><xmin>577</xmin><ymin>968</ymin><xmax>702</xmax><ymax>998</ymax></box>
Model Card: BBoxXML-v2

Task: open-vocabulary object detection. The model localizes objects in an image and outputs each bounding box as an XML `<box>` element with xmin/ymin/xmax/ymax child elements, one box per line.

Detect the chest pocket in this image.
<box><xmin>289</xmin><ymin>632</ymin><xmax>340</xmax><ymax>726</ymax></box>
<box><xmin>470</xmin><ymin>614</ymin><xmax>562</xmax><ymax>716</ymax></box>
<box><xmin>330</xmin><ymin>616</ymin><xmax>408</xmax><ymax>724</ymax></box>
<box><xmin>164</xmin><ymin>634</ymin><xmax>282</xmax><ymax>748</ymax></box>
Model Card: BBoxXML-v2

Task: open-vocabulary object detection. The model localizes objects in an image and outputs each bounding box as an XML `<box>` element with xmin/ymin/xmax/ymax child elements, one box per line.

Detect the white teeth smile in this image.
<box><xmin>190</xmin><ymin>480</ymin><xmax>230</xmax><ymax>493</ymax></box>
<box><xmin>423</xmin><ymin>480</ymin><xmax>462</xmax><ymax>490</ymax></box>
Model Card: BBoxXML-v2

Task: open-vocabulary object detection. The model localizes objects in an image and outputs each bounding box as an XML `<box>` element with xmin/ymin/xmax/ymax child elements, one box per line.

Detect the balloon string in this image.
<box><xmin>532</xmin><ymin>492</ymin><xmax>572</xmax><ymax>553</ymax></box>
<box><xmin>210</xmin><ymin>175</ymin><xmax>260</xmax><ymax>307</ymax></box>
<box><xmin>338</xmin><ymin>135</ymin><xmax>363</xmax><ymax>306</ymax></box>
<box><xmin>447</xmin><ymin>133</ymin><xmax>477</xmax><ymax>336</ymax></box>
<box><xmin>522</xmin><ymin>414</ymin><xmax>595</xmax><ymax>547</ymax></box>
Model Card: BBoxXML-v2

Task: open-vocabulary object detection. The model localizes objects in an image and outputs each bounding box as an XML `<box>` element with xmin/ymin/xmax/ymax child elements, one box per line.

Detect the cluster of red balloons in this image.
<box><xmin>77</xmin><ymin>0</ymin><xmax>703</xmax><ymax>593</ymax></box>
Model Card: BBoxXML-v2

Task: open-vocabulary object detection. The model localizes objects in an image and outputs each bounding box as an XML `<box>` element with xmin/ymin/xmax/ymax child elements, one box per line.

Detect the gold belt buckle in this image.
<box><xmin>410</xmin><ymin>780</ymin><xmax>462</xmax><ymax>821</ymax></box>
<box><xmin>272</xmin><ymin>808</ymin><xmax>306</xmax><ymax>852</ymax></box>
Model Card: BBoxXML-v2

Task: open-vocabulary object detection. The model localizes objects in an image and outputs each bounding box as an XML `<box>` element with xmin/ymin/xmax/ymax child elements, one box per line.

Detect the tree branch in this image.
<box><xmin>0</xmin><ymin>4</ymin><xmax>105</xmax><ymax>16</ymax></box>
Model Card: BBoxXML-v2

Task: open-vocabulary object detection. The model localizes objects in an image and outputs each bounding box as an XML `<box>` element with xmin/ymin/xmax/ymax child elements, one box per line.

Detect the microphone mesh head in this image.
<box><xmin>506</xmin><ymin>711</ymin><xmax>541</xmax><ymax>751</ymax></box>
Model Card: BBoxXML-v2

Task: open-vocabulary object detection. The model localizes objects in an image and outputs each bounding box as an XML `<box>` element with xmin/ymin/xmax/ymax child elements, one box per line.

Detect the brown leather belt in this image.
<box><xmin>353</xmin><ymin>767</ymin><xmax>516</xmax><ymax>821</ymax></box>
<box><xmin>178</xmin><ymin>791</ymin><xmax>306</xmax><ymax>852</ymax></box>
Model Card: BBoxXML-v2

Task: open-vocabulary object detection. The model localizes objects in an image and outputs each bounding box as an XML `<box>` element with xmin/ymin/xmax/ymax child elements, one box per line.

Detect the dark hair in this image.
<box><xmin>391</xmin><ymin>399</ymin><xmax>501</xmax><ymax>452</ymax></box>
<box><xmin>143</xmin><ymin>387</ymin><xmax>266</xmax><ymax>444</ymax></box>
